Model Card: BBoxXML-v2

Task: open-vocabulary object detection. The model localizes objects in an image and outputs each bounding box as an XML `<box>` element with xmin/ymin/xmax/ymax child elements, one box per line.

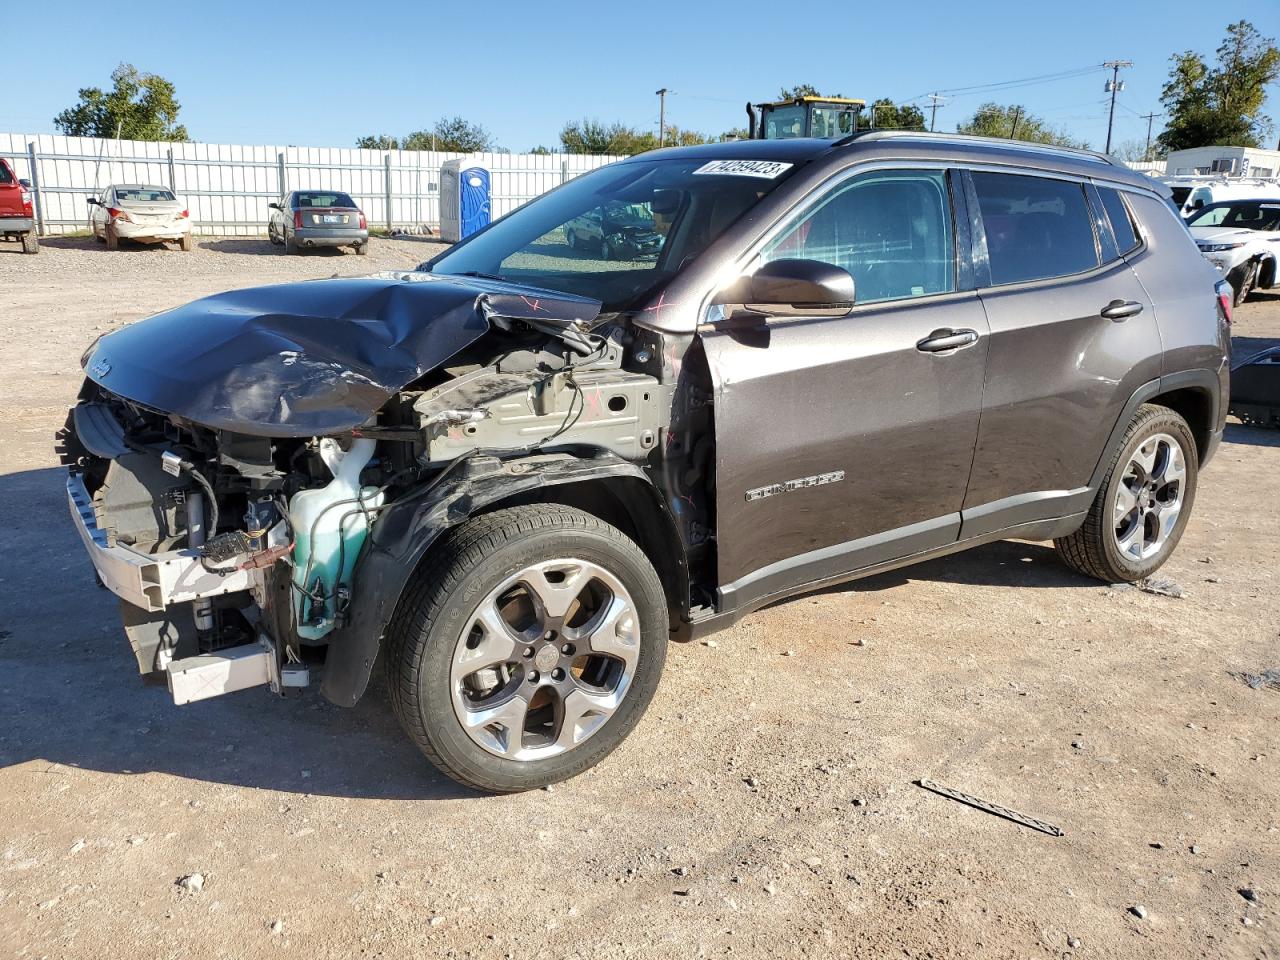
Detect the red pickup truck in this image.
<box><xmin>0</xmin><ymin>157</ymin><xmax>38</xmax><ymax>254</ymax></box>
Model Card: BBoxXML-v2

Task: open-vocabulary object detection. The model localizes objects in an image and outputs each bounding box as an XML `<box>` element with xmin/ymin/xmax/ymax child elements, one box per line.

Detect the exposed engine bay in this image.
<box><xmin>59</xmin><ymin>271</ymin><xmax>714</xmax><ymax>707</ymax></box>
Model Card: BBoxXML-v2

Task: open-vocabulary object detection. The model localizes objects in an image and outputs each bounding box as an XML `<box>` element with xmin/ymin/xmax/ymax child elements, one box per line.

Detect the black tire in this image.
<box><xmin>105</xmin><ymin>225</ymin><xmax>119</xmax><ymax>251</ymax></box>
<box><xmin>354</xmin><ymin>242</ymin><xmax>368</xmax><ymax>256</ymax></box>
<box><xmin>1232</xmin><ymin>261</ymin><xmax>1257</xmax><ymax>306</ymax></box>
<box><xmin>1055</xmin><ymin>403</ymin><xmax>1198</xmax><ymax>582</ymax></box>
<box><xmin>20</xmin><ymin>231</ymin><xmax>38</xmax><ymax>254</ymax></box>
<box><xmin>566</xmin><ymin>229</ymin><xmax>577</xmax><ymax>250</ymax></box>
<box><xmin>179</xmin><ymin>233</ymin><xmax>193</xmax><ymax>252</ymax></box>
<box><xmin>600</xmin><ymin>238</ymin><xmax>612</xmax><ymax>260</ymax></box>
<box><xmin>284</xmin><ymin>232</ymin><xmax>300</xmax><ymax>255</ymax></box>
<box><xmin>386</xmin><ymin>505</ymin><xmax>668</xmax><ymax>793</ymax></box>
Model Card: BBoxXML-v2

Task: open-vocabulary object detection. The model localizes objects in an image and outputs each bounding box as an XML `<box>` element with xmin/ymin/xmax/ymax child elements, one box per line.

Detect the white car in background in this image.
<box><xmin>88</xmin><ymin>184</ymin><xmax>193</xmax><ymax>251</ymax></box>
<box><xmin>1186</xmin><ymin>197</ymin><xmax>1280</xmax><ymax>304</ymax></box>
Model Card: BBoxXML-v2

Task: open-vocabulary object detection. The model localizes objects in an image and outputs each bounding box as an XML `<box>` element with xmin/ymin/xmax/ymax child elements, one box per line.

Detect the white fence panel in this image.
<box><xmin>0</xmin><ymin>133</ymin><xmax>624</xmax><ymax>237</ymax></box>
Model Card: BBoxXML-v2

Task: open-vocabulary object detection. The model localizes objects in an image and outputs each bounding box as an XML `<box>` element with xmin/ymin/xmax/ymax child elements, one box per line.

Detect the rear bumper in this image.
<box><xmin>293</xmin><ymin>227</ymin><xmax>367</xmax><ymax>247</ymax></box>
<box><xmin>67</xmin><ymin>471</ymin><xmax>256</xmax><ymax>612</ymax></box>
<box><xmin>113</xmin><ymin>220</ymin><xmax>191</xmax><ymax>241</ymax></box>
<box><xmin>1</xmin><ymin>216</ymin><xmax>34</xmax><ymax>233</ymax></box>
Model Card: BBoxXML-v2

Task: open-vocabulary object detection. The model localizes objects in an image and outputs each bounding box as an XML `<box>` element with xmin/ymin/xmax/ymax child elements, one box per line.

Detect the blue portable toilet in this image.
<box><xmin>440</xmin><ymin>158</ymin><xmax>490</xmax><ymax>242</ymax></box>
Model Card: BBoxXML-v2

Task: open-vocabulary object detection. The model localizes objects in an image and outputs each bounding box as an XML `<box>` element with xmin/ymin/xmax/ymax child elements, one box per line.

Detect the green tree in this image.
<box><xmin>868</xmin><ymin>98</ymin><xmax>926</xmax><ymax>131</ymax></box>
<box><xmin>356</xmin><ymin>134</ymin><xmax>399</xmax><ymax>149</ymax></box>
<box><xmin>429</xmin><ymin>116</ymin><xmax>495</xmax><ymax>152</ymax></box>
<box><xmin>54</xmin><ymin>63</ymin><xmax>189</xmax><ymax>141</ymax></box>
<box><xmin>1158</xmin><ymin>20</ymin><xmax>1280</xmax><ymax>151</ymax></box>
<box><xmin>777</xmin><ymin>84</ymin><xmax>844</xmax><ymax>100</ymax></box>
<box><xmin>956</xmin><ymin>102</ymin><xmax>1088</xmax><ymax>148</ymax></box>
<box><xmin>529</xmin><ymin>145</ymin><xmax>553</xmax><ymax>155</ymax></box>
<box><xmin>560</xmin><ymin>119</ymin><xmax>712</xmax><ymax>155</ymax></box>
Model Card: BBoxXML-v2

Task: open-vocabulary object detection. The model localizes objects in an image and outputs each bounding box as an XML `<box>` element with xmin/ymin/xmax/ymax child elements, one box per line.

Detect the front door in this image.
<box><xmin>701</xmin><ymin>167</ymin><xmax>989</xmax><ymax>610</ymax></box>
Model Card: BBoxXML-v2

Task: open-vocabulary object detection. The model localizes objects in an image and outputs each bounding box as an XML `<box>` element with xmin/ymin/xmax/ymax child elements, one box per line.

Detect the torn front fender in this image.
<box><xmin>319</xmin><ymin>451</ymin><xmax>678</xmax><ymax>707</ymax></box>
<box><xmin>81</xmin><ymin>273</ymin><xmax>601</xmax><ymax>438</ymax></box>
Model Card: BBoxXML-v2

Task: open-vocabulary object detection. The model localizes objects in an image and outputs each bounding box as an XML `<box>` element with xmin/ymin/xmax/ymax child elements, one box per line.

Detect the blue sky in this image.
<box><xmin>4</xmin><ymin>0</ymin><xmax>1278</xmax><ymax>152</ymax></box>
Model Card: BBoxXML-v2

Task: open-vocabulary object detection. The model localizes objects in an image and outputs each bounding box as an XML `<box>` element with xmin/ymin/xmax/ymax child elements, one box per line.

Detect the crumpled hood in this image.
<box><xmin>81</xmin><ymin>272</ymin><xmax>601</xmax><ymax>437</ymax></box>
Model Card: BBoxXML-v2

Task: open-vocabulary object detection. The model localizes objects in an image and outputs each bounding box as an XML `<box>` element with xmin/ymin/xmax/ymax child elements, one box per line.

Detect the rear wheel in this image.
<box><xmin>354</xmin><ymin>242</ymin><xmax>368</xmax><ymax>256</ymax></box>
<box><xmin>284</xmin><ymin>232</ymin><xmax>300</xmax><ymax>255</ymax></box>
<box><xmin>386</xmin><ymin>505</ymin><xmax>668</xmax><ymax>793</ymax></box>
<box><xmin>566</xmin><ymin>228</ymin><xmax>577</xmax><ymax>250</ymax></box>
<box><xmin>600</xmin><ymin>238</ymin><xmax>612</xmax><ymax>260</ymax></box>
<box><xmin>179</xmin><ymin>233</ymin><xmax>193</xmax><ymax>252</ymax></box>
<box><xmin>20</xmin><ymin>231</ymin><xmax>38</xmax><ymax>254</ymax></box>
<box><xmin>105</xmin><ymin>225</ymin><xmax>118</xmax><ymax>251</ymax></box>
<box><xmin>1055</xmin><ymin>404</ymin><xmax>1198</xmax><ymax>582</ymax></box>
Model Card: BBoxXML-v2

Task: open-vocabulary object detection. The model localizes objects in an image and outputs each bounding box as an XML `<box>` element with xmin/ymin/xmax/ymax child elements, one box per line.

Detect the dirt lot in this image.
<box><xmin>1</xmin><ymin>238</ymin><xmax>1276</xmax><ymax>960</ymax></box>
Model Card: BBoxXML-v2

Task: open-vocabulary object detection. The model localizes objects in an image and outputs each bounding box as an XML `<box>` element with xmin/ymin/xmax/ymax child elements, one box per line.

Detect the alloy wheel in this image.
<box><xmin>1112</xmin><ymin>432</ymin><xmax>1186</xmax><ymax>562</ymax></box>
<box><xmin>449</xmin><ymin>558</ymin><xmax>640</xmax><ymax>761</ymax></box>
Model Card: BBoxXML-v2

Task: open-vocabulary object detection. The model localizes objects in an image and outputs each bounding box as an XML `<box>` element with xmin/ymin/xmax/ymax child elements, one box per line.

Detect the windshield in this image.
<box><xmin>1187</xmin><ymin>200</ymin><xmax>1280</xmax><ymax>231</ymax></box>
<box><xmin>425</xmin><ymin>157</ymin><xmax>796</xmax><ymax>311</ymax></box>
<box><xmin>116</xmin><ymin>188</ymin><xmax>175</xmax><ymax>202</ymax></box>
<box><xmin>297</xmin><ymin>192</ymin><xmax>357</xmax><ymax>208</ymax></box>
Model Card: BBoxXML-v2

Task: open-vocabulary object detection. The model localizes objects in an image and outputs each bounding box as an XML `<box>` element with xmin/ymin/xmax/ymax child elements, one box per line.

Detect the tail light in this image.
<box><xmin>1215</xmin><ymin>279</ymin><xmax>1233</xmax><ymax>325</ymax></box>
<box><xmin>294</xmin><ymin>210</ymin><xmax>304</xmax><ymax>229</ymax></box>
<box><xmin>178</xmin><ymin>209</ymin><xmax>189</xmax><ymax>219</ymax></box>
<box><xmin>107</xmin><ymin>207</ymin><xmax>133</xmax><ymax>223</ymax></box>
<box><xmin>20</xmin><ymin>189</ymin><xmax>32</xmax><ymax>215</ymax></box>
<box><xmin>358</xmin><ymin>212</ymin><xmax>367</xmax><ymax>229</ymax></box>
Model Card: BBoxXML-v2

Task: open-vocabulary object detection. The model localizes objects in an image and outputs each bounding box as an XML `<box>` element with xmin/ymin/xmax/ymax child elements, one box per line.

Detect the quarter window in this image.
<box><xmin>1098</xmin><ymin>187</ymin><xmax>1140</xmax><ymax>254</ymax></box>
<box><xmin>971</xmin><ymin>172</ymin><xmax>1099</xmax><ymax>285</ymax></box>
<box><xmin>760</xmin><ymin>169</ymin><xmax>955</xmax><ymax>304</ymax></box>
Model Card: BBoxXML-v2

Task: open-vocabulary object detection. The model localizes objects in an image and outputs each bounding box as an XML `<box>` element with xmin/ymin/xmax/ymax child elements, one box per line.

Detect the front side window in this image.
<box><xmin>759</xmin><ymin>168</ymin><xmax>955</xmax><ymax>304</ymax></box>
<box><xmin>971</xmin><ymin>172</ymin><xmax>1099</xmax><ymax>285</ymax></box>
<box><xmin>1098</xmin><ymin>186</ymin><xmax>1140</xmax><ymax>254</ymax></box>
<box><xmin>0</xmin><ymin>163</ymin><xmax>12</xmax><ymax>184</ymax></box>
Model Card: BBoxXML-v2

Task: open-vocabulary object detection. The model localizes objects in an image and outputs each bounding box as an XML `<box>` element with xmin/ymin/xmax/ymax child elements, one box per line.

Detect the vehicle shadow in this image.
<box><xmin>797</xmin><ymin>538</ymin><xmax>1100</xmax><ymax>602</ymax></box>
<box><xmin>201</xmin><ymin>238</ymin><xmax>357</xmax><ymax>258</ymax></box>
<box><xmin>1223</xmin><ymin>421</ymin><xmax>1280</xmax><ymax>447</ymax></box>
<box><xmin>0</xmin><ymin>465</ymin><xmax>478</xmax><ymax>801</ymax></box>
<box><xmin>33</xmin><ymin>236</ymin><xmax>191</xmax><ymax>254</ymax></box>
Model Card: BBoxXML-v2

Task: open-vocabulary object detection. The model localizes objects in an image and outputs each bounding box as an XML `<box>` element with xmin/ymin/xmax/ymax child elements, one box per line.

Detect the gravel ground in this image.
<box><xmin>0</xmin><ymin>238</ymin><xmax>1277</xmax><ymax>959</ymax></box>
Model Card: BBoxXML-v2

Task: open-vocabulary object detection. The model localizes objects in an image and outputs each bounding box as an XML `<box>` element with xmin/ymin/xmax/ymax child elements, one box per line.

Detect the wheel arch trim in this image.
<box><xmin>319</xmin><ymin>452</ymin><xmax>687</xmax><ymax>707</ymax></box>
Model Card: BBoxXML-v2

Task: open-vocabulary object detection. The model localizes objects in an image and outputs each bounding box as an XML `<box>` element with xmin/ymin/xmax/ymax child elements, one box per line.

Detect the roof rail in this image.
<box><xmin>834</xmin><ymin>129</ymin><xmax>1119</xmax><ymax>167</ymax></box>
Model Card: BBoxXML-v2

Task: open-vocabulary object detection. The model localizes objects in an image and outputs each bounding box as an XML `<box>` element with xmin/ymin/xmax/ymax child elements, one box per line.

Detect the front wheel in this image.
<box><xmin>1055</xmin><ymin>404</ymin><xmax>1198</xmax><ymax>582</ymax></box>
<box><xmin>386</xmin><ymin>505</ymin><xmax>668</xmax><ymax>793</ymax></box>
<box><xmin>1231</xmin><ymin>261</ymin><xmax>1257</xmax><ymax>306</ymax></box>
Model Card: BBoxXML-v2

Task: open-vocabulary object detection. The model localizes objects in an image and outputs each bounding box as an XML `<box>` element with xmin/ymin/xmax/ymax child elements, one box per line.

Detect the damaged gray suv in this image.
<box><xmin>61</xmin><ymin>132</ymin><xmax>1230</xmax><ymax>792</ymax></box>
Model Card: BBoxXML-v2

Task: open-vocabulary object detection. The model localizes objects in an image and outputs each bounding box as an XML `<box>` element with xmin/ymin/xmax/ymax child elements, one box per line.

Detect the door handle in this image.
<box><xmin>916</xmin><ymin>328</ymin><xmax>979</xmax><ymax>353</ymax></box>
<box><xmin>1101</xmin><ymin>299</ymin><xmax>1144</xmax><ymax>321</ymax></box>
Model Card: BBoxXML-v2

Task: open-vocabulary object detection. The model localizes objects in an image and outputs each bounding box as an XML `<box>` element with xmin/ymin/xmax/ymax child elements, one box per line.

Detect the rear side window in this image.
<box><xmin>0</xmin><ymin>162</ymin><xmax>12</xmax><ymax>184</ymax></box>
<box><xmin>1098</xmin><ymin>187</ymin><xmax>1140</xmax><ymax>254</ymax></box>
<box><xmin>971</xmin><ymin>172</ymin><xmax>1099</xmax><ymax>285</ymax></box>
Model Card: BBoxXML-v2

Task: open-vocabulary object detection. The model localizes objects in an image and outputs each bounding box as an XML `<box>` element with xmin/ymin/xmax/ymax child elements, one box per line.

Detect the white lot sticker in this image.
<box><xmin>693</xmin><ymin>159</ymin><xmax>793</xmax><ymax>179</ymax></box>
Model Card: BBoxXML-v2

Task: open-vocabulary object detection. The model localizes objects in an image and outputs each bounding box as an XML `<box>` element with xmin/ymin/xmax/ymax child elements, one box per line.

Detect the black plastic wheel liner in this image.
<box><xmin>80</xmin><ymin>273</ymin><xmax>601</xmax><ymax>438</ymax></box>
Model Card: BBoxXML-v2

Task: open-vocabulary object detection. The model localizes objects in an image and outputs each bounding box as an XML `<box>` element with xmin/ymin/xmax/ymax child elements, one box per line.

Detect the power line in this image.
<box><xmin>927</xmin><ymin>93</ymin><xmax>946</xmax><ymax>132</ymax></box>
<box><xmin>903</xmin><ymin>64</ymin><xmax>1106</xmax><ymax>104</ymax></box>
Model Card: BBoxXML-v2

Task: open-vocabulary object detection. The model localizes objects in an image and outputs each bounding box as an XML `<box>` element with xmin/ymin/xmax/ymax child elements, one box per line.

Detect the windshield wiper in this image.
<box><xmin>455</xmin><ymin>270</ymin><xmax>510</xmax><ymax>283</ymax></box>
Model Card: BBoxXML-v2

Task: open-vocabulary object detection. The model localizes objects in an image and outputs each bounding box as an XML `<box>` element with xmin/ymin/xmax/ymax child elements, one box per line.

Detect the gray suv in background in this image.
<box><xmin>63</xmin><ymin>132</ymin><xmax>1229</xmax><ymax>792</ymax></box>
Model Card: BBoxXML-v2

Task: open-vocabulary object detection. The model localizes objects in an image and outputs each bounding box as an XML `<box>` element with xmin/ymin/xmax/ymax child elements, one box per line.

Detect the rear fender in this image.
<box><xmin>319</xmin><ymin>452</ymin><xmax>685</xmax><ymax>706</ymax></box>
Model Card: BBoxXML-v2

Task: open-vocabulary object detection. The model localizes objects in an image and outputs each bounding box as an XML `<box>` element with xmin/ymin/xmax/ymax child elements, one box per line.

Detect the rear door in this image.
<box><xmin>959</xmin><ymin>169</ymin><xmax>1161</xmax><ymax>536</ymax></box>
<box><xmin>703</xmin><ymin>166</ymin><xmax>990</xmax><ymax>607</ymax></box>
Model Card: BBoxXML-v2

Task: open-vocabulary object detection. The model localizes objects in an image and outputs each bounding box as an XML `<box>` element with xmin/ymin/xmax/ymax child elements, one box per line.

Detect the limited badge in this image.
<box><xmin>745</xmin><ymin>470</ymin><xmax>845</xmax><ymax>502</ymax></box>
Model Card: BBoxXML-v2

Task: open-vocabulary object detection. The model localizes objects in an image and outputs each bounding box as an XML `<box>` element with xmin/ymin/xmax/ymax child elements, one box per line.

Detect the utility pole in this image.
<box><xmin>1009</xmin><ymin>106</ymin><xmax>1023</xmax><ymax>140</ymax></box>
<box><xmin>927</xmin><ymin>93</ymin><xmax>945</xmax><ymax>132</ymax></box>
<box><xmin>1103</xmin><ymin>59</ymin><xmax>1133</xmax><ymax>155</ymax></box>
<box><xmin>1140</xmin><ymin>111</ymin><xmax>1159</xmax><ymax>161</ymax></box>
<box><xmin>655</xmin><ymin>88</ymin><xmax>668</xmax><ymax>147</ymax></box>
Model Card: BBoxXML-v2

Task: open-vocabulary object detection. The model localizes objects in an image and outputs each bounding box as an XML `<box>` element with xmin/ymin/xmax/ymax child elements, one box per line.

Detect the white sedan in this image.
<box><xmin>1186</xmin><ymin>198</ymin><xmax>1280</xmax><ymax>305</ymax></box>
<box><xmin>88</xmin><ymin>184</ymin><xmax>193</xmax><ymax>251</ymax></box>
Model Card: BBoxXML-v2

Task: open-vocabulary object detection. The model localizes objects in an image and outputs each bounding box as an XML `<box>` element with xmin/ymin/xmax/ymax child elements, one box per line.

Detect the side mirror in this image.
<box><xmin>86</xmin><ymin>197</ymin><xmax>98</xmax><ymax>205</ymax></box>
<box><xmin>19</xmin><ymin>178</ymin><xmax>31</xmax><ymax>188</ymax></box>
<box><xmin>268</xmin><ymin>202</ymin><xmax>281</xmax><ymax>210</ymax></box>
<box><xmin>712</xmin><ymin>259</ymin><xmax>855</xmax><ymax>320</ymax></box>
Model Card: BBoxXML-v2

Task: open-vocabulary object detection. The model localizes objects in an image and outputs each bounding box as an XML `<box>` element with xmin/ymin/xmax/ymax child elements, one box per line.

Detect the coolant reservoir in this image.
<box><xmin>289</xmin><ymin>438</ymin><xmax>385</xmax><ymax>640</ymax></box>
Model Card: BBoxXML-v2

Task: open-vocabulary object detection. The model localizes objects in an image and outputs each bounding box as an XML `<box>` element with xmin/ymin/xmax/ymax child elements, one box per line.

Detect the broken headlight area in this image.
<box><xmin>59</xmin><ymin>317</ymin><xmax>667</xmax><ymax>707</ymax></box>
